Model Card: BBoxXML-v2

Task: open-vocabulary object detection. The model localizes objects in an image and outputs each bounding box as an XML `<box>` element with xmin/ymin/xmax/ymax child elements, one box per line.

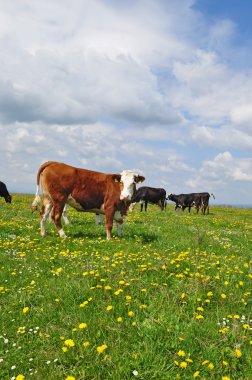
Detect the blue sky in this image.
<box><xmin>0</xmin><ymin>0</ymin><xmax>251</xmax><ymax>204</ymax></box>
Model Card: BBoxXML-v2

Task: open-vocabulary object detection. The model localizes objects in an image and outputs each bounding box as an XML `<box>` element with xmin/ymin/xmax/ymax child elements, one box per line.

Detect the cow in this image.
<box><xmin>31</xmin><ymin>161</ymin><xmax>145</xmax><ymax>239</ymax></box>
<box><xmin>168</xmin><ymin>193</ymin><xmax>196</xmax><ymax>213</ymax></box>
<box><xmin>168</xmin><ymin>192</ymin><xmax>215</xmax><ymax>214</ymax></box>
<box><xmin>0</xmin><ymin>181</ymin><xmax>12</xmax><ymax>203</ymax></box>
<box><xmin>130</xmin><ymin>186</ymin><xmax>167</xmax><ymax>212</ymax></box>
<box><xmin>193</xmin><ymin>192</ymin><xmax>215</xmax><ymax>214</ymax></box>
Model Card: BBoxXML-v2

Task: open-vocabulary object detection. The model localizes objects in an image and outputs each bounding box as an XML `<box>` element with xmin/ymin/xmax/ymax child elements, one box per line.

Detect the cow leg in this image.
<box><xmin>160</xmin><ymin>200</ymin><xmax>164</xmax><ymax>211</ymax></box>
<box><xmin>62</xmin><ymin>204</ymin><xmax>70</xmax><ymax>225</ymax></box>
<box><xmin>140</xmin><ymin>201</ymin><xmax>144</xmax><ymax>212</ymax></box>
<box><xmin>114</xmin><ymin>211</ymin><xmax>124</xmax><ymax>237</ymax></box>
<box><xmin>144</xmin><ymin>201</ymin><xmax>148</xmax><ymax>211</ymax></box>
<box><xmin>95</xmin><ymin>214</ymin><xmax>104</xmax><ymax>225</ymax></box>
<box><xmin>51</xmin><ymin>202</ymin><xmax>67</xmax><ymax>238</ymax></box>
<box><xmin>104</xmin><ymin>209</ymin><xmax>114</xmax><ymax>240</ymax></box>
<box><xmin>40</xmin><ymin>198</ymin><xmax>53</xmax><ymax>237</ymax></box>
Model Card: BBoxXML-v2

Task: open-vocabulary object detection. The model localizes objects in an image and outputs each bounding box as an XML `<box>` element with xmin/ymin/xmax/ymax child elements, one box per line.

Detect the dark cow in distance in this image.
<box><xmin>31</xmin><ymin>161</ymin><xmax>145</xmax><ymax>239</ymax></box>
<box><xmin>168</xmin><ymin>192</ymin><xmax>215</xmax><ymax>214</ymax></box>
<box><xmin>0</xmin><ymin>181</ymin><xmax>12</xmax><ymax>203</ymax></box>
<box><xmin>131</xmin><ymin>186</ymin><xmax>167</xmax><ymax>212</ymax></box>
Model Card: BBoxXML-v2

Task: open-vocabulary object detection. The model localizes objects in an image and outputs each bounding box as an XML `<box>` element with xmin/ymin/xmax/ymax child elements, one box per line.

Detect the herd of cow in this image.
<box><xmin>0</xmin><ymin>161</ymin><xmax>215</xmax><ymax>240</ymax></box>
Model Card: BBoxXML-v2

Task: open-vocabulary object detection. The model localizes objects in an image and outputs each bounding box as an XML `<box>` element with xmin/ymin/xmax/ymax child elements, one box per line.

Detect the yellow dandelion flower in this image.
<box><xmin>208</xmin><ymin>363</ymin><xmax>214</xmax><ymax>369</ymax></box>
<box><xmin>131</xmin><ymin>321</ymin><xmax>136</xmax><ymax>326</ymax></box>
<box><xmin>221</xmin><ymin>293</ymin><xmax>227</xmax><ymax>299</ymax></box>
<box><xmin>83</xmin><ymin>341</ymin><xmax>90</xmax><ymax>347</ymax></box>
<box><xmin>197</xmin><ymin>307</ymin><xmax>204</xmax><ymax>311</ymax></box>
<box><xmin>79</xmin><ymin>323</ymin><xmax>87</xmax><ymax>329</ymax></box>
<box><xmin>222</xmin><ymin>377</ymin><xmax>230</xmax><ymax>380</ymax></box>
<box><xmin>106</xmin><ymin>305</ymin><xmax>113</xmax><ymax>311</ymax></box>
<box><xmin>64</xmin><ymin>339</ymin><xmax>75</xmax><ymax>347</ymax></box>
<box><xmin>186</xmin><ymin>358</ymin><xmax>193</xmax><ymax>363</ymax></box>
<box><xmin>66</xmin><ymin>376</ymin><xmax>75</xmax><ymax>380</ymax></box>
<box><xmin>196</xmin><ymin>314</ymin><xmax>204</xmax><ymax>319</ymax></box>
<box><xmin>22</xmin><ymin>307</ymin><xmax>29</xmax><ymax>313</ymax></box>
<box><xmin>16</xmin><ymin>375</ymin><xmax>25</xmax><ymax>380</ymax></box>
<box><xmin>180</xmin><ymin>361</ymin><xmax>187</xmax><ymax>368</ymax></box>
<box><xmin>202</xmin><ymin>360</ymin><xmax>209</xmax><ymax>365</ymax></box>
<box><xmin>117</xmin><ymin>317</ymin><xmax>123</xmax><ymax>322</ymax></box>
<box><xmin>234</xmin><ymin>349</ymin><xmax>242</xmax><ymax>358</ymax></box>
<box><xmin>177</xmin><ymin>350</ymin><xmax>185</xmax><ymax>357</ymax></box>
<box><xmin>128</xmin><ymin>311</ymin><xmax>134</xmax><ymax>317</ymax></box>
<box><xmin>207</xmin><ymin>291</ymin><xmax>213</xmax><ymax>296</ymax></box>
<box><xmin>97</xmin><ymin>344</ymin><xmax>108</xmax><ymax>354</ymax></box>
<box><xmin>139</xmin><ymin>304</ymin><xmax>147</xmax><ymax>309</ymax></box>
<box><xmin>193</xmin><ymin>371</ymin><xmax>200</xmax><ymax>378</ymax></box>
<box><xmin>222</xmin><ymin>360</ymin><xmax>228</xmax><ymax>366</ymax></box>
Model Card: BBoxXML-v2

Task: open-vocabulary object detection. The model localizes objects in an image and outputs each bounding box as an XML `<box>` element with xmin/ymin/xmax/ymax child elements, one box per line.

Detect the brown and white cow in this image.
<box><xmin>32</xmin><ymin>161</ymin><xmax>144</xmax><ymax>239</ymax></box>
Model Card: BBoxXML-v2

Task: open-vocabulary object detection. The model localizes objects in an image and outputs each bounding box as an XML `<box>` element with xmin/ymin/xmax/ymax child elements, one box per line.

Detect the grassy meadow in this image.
<box><xmin>0</xmin><ymin>194</ymin><xmax>251</xmax><ymax>380</ymax></box>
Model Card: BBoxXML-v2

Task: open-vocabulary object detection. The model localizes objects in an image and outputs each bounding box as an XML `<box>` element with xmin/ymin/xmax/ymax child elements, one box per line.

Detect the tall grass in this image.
<box><xmin>0</xmin><ymin>194</ymin><xmax>251</xmax><ymax>379</ymax></box>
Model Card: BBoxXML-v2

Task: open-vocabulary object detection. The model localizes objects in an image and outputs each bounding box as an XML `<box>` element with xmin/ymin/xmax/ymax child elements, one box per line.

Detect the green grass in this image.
<box><xmin>0</xmin><ymin>194</ymin><xmax>251</xmax><ymax>380</ymax></box>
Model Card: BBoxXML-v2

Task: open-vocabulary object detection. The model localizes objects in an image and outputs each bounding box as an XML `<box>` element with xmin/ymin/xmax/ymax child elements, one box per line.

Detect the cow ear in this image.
<box><xmin>135</xmin><ymin>175</ymin><xmax>145</xmax><ymax>183</ymax></box>
<box><xmin>112</xmin><ymin>174</ymin><xmax>121</xmax><ymax>183</ymax></box>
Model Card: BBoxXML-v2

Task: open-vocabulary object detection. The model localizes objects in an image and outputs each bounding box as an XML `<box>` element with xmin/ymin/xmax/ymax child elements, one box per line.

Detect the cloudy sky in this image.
<box><xmin>1</xmin><ymin>0</ymin><xmax>252</xmax><ymax>205</ymax></box>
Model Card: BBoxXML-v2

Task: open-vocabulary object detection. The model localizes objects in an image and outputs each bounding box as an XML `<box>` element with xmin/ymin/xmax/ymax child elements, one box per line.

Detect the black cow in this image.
<box><xmin>168</xmin><ymin>193</ymin><xmax>196</xmax><ymax>213</ymax></box>
<box><xmin>131</xmin><ymin>186</ymin><xmax>167</xmax><ymax>212</ymax></box>
<box><xmin>168</xmin><ymin>192</ymin><xmax>215</xmax><ymax>214</ymax></box>
<box><xmin>0</xmin><ymin>181</ymin><xmax>12</xmax><ymax>203</ymax></box>
<box><xmin>193</xmin><ymin>192</ymin><xmax>215</xmax><ymax>214</ymax></box>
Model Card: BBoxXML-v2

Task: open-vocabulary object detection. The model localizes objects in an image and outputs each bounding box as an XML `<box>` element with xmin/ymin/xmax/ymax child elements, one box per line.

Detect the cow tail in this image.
<box><xmin>31</xmin><ymin>161</ymin><xmax>55</xmax><ymax>212</ymax></box>
<box><xmin>210</xmin><ymin>193</ymin><xmax>215</xmax><ymax>199</ymax></box>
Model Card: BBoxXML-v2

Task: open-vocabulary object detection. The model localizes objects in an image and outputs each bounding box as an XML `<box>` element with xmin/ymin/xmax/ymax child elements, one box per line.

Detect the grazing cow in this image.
<box><xmin>0</xmin><ymin>181</ymin><xmax>12</xmax><ymax>203</ymax></box>
<box><xmin>193</xmin><ymin>192</ymin><xmax>215</xmax><ymax>214</ymax></box>
<box><xmin>131</xmin><ymin>186</ymin><xmax>167</xmax><ymax>212</ymax></box>
<box><xmin>168</xmin><ymin>193</ymin><xmax>196</xmax><ymax>213</ymax></box>
<box><xmin>168</xmin><ymin>192</ymin><xmax>215</xmax><ymax>214</ymax></box>
<box><xmin>31</xmin><ymin>161</ymin><xmax>144</xmax><ymax>239</ymax></box>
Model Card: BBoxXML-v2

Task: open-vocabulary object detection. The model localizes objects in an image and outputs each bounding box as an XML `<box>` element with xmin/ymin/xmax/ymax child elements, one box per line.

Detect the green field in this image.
<box><xmin>0</xmin><ymin>194</ymin><xmax>251</xmax><ymax>380</ymax></box>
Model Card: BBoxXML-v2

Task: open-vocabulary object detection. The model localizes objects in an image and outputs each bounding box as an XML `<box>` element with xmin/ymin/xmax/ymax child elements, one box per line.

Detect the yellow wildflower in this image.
<box><xmin>22</xmin><ymin>307</ymin><xmax>29</xmax><ymax>313</ymax></box>
<box><xmin>180</xmin><ymin>361</ymin><xmax>187</xmax><ymax>368</ymax></box>
<box><xmin>79</xmin><ymin>323</ymin><xmax>87</xmax><ymax>329</ymax></box>
<box><xmin>234</xmin><ymin>349</ymin><xmax>242</xmax><ymax>358</ymax></box>
<box><xmin>97</xmin><ymin>344</ymin><xmax>108</xmax><ymax>354</ymax></box>
<box><xmin>64</xmin><ymin>339</ymin><xmax>75</xmax><ymax>347</ymax></box>
<box><xmin>177</xmin><ymin>350</ymin><xmax>185</xmax><ymax>357</ymax></box>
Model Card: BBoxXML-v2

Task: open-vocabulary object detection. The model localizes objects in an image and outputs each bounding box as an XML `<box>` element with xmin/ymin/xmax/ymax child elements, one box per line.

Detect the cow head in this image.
<box><xmin>5</xmin><ymin>194</ymin><xmax>12</xmax><ymax>203</ymax></box>
<box><xmin>168</xmin><ymin>194</ymin><xmax>174</xmax><ymax>201</ymax></box>
<box><xmin>114</xmin><ymin>170</ymin><xmax>145</xmax><ymax>202</ymax></box>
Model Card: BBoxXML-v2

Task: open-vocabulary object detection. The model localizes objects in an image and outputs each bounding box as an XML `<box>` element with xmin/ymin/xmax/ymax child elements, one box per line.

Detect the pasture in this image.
<box><xmin>0</xmin><ymin>194</ymin><xmax>251</xmax><ymax>380</ymax></box>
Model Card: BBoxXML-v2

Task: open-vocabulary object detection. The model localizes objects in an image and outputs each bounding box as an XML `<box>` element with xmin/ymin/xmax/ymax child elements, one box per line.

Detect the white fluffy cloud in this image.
<box><xmin>0</xmin><ymin>0</ymin><xmax>252</xmax><ymax>204</ymax></box>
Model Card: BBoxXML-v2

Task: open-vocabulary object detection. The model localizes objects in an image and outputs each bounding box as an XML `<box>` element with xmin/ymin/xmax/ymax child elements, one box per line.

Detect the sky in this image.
<box><xmin>0</xmin><ymin>0</ymin><xmax>252</xmax><ymax>205</ymax></box>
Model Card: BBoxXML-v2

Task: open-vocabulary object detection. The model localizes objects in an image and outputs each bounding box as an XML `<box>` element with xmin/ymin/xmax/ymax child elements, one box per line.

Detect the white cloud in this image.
<box><xmin>0</xmin><ymin>0</ymin><xmax>252</xmax><ymax>204</ymax></box>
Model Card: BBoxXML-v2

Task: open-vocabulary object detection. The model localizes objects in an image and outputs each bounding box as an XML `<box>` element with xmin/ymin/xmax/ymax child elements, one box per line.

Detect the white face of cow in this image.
<box><xmin>119</xmin><ymin>170</ymin><xmax>144</xmax><ymax>201</ymax></box>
